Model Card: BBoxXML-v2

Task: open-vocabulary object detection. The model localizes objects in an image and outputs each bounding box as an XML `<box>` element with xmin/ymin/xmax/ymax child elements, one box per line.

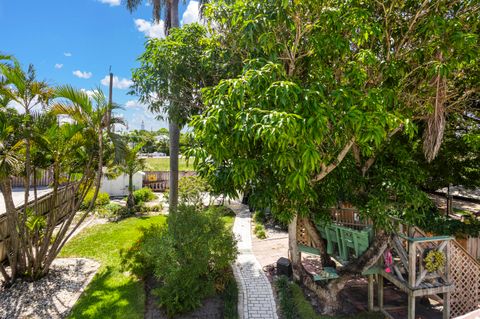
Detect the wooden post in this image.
<box><xmin>408</xmin><ymin>241</ymin><xmax>417</xmax><ymax>288</ymax></box>
<box><xmin>408</xmin><ymin>292</ymin><xmax>416</xmax><ymax>319</ymax></box>
<box><xmin>368</xmin><ymin>275</ymin><xmax>374</xmax><ymax>311</ymax></box>
<box><xmin>408</xmin><ymin>240</ymin><xmax>417</xmax><ymax>319</ymax></box>
<box><xmin>443</xmin><ymin>242</ymin><xmax>451</xmax><ymax>319</ymax></box>
<box><xmin>378</xmin><ymin>274</ymin><xmax>384</xmax><ymax>311</ymax></box>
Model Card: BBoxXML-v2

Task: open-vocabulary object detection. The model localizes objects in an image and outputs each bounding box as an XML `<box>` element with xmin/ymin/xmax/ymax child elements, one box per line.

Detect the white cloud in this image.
<box><xmin>98</xmin><ymin>0</ymin><xmax>120</xmax><ymax>6</ymax></box>
<box><xmin>6</xmin><ymin>97</ymin><xmax>43</xmax><ymax>114</ymax></box>
<box><xmin>54</xmin><ymin>63</ymin><xmax>63</xmax><ymax>69</ymax></box>
<box><xmin>182</xmin><ymin>0</ymin><xmax>200</xmax><ymax>25</ymax></box>
<box><xmin>64</xmin><ymin>52</ymin><xmax>72</xmax><ymax>57</ymax></box>
<box><xmin>101</xmin><ymin>75</ymin><xmax>133</xmax><ymax>90</ymax></box>
<box><xmin>134</xmin><ymin>19</ymin><xmax>165</xmax><ymax>39</ymax></box>
<box><xmin>125</xmin><ymin>100</ymin><xmax>148</xmax><ymax>109</ymax></box>
<box><xmin>80</xmin><ymin>88</ymin><xmax>95</xmax><ymax>98</ymax></box>
<box><xmin>73</xmin><ymin>70</ymin><xmax>93</xmax><ymax>79</ymax></box>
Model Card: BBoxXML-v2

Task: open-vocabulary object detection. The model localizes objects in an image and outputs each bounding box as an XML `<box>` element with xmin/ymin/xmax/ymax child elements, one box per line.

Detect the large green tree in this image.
<box><xmin>191</xmin><ymin>0</ymin><xmax>479</xmax><ymax>312</ymax></box>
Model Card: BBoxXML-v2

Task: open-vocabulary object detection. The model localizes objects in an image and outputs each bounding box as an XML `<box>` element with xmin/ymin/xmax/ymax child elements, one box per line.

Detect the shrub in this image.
<box><xmin>96</xmin><ymin>202</ymin><xmax>130</xmax><ymax>219</ymax></box>
<box><xmin>207</xmin><ymin>205</ymin><xmax>236</xmax><ymax>217</ymax></box>
<box><xmin>133</xmin><ymin>187</ymin><xmax>156</xmax><ymax>204</ymax></box>
<box><xmin>253</xmin><ymin>210</ymin><xmax>266</xmax><ymax>223</ymax></box>
<box><xmin>81</xmin><ymin>190</ymin><xmax>110</xmax><ymax>209</ymax></box>
<box><xmin>222</xmin><ymin>274</ymin><xmax>239</xmax><ymax>319</ymax></box>
<box><xmin>254</xmin><ymin>224</ymin><xmax>267</xmax><ymax>239</ymax></box>
<box><xmin>276</xmin><ymin>276</ymin><xmax>297</xmax><ymax>319</ymax></box>
<box><xmin>133</xmin><ymin>203</ymin><xmax>163</xmax><ymax>214</ymax></box>
<box><xmin>178</xmin><ymin>175</ymin><xmax>211</xmax><ymax>207</ymax></box>
<box><xmin>122</xmin><ymin>205</ymin><xmax>237</xmax><ymax>316</ymax></box>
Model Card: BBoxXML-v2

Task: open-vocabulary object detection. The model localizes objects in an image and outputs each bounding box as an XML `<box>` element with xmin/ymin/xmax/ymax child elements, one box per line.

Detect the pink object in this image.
<box><xmin>384</xmin><ymin>249</ymin><xmax>393</xmax><ymax>273</ymax></box>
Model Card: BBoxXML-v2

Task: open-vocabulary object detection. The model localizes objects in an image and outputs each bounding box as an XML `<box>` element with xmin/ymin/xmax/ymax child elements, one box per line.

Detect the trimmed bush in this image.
<box><xmin>254</xmin><ymin>223</ymin><xmax>267</xmax><ymax>239</ymax></box>
<box><xmin>81</xmin><ymin>190</ymin><xmax>110</xmax><ymax>209</ymax></box>
<box><xmin>133</xmin><ymin>187</ymin><xmax>156</xmax><ymax>204</ymax></box>
<box><xmin>121</xmin><ymin>205</ymin><xmax>237</xmax><ymax>316</ymax></box>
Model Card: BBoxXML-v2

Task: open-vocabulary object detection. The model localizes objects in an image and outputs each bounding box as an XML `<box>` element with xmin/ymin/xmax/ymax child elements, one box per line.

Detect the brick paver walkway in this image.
<box><xmin>230</xmin><ymin>202</ymin><xmax>278</xmax><ymax>319</ymax></box>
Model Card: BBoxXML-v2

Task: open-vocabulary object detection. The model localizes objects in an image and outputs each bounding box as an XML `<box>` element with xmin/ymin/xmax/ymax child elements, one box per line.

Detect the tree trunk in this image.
<box><xmin>288</xmin><ymin>215</ymin><xmax>300</xmax><ymax>279</ymax></box>
<box><xmin>299</xmin><ymin>230</ymin><xmax>390</xmax><ymax>315</ymax></box>
<box><xmin>167</xmin><ymin>0</ymin><xmax>180</xmax><ymax>213</ymax></box>
<box><xmin>127</xmin><ymin>172</ymin><xmax>135</xmax><ymax>212</ymax></box>
<box><xmin>0</xmin><ymin>178</ymin><xmax>19</xmax><ymax>282</ymax></box>
<box><xmin>168</xmin><ymin>121</ymin><xmax>180</xmax><ymax>212</ymax></box>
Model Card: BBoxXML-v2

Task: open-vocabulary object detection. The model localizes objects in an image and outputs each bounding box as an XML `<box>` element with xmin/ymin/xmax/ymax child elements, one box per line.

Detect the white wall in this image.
<box><xmin>100</xmin><ymin>172</ymin><xmax>144</xmax><ymax>197</ymax></box>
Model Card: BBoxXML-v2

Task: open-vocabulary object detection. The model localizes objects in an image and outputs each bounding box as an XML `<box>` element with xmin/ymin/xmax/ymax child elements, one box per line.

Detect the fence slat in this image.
<box><xmin>0</xmin><ymin>184</ymin><xmax>76</xmax><ymax>262</ymax></box>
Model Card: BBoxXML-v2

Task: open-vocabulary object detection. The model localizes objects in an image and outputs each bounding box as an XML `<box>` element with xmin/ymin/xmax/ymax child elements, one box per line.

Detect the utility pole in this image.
<box><xmin>108</xmin><ymin>67</ymin><xmax>114</xmax><ymax>133</ymax></box>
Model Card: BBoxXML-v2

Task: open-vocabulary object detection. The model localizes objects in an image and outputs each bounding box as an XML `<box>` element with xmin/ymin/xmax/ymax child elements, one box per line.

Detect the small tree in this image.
<box><xmin>117</xmin><ymin>142</ymin><xmax>146</xmax><ymax>212</ymax></box>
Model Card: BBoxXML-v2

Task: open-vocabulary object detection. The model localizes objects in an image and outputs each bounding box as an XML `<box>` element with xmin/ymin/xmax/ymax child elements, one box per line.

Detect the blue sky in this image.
<box><xmin>0</xmin><ymin>0</ymin><xmax>201</xmax><ymax>131</ymax></box>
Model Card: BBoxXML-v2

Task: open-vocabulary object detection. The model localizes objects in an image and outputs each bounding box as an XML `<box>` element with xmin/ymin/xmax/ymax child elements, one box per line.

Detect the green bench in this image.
<box><xmin>298</xmin><ymin>244</ymin><xmax>339</xmax><ymax>281</ymax></box>
<box><xmin>315</xmin><ymin>224</ymin><xmax>372</xmax><ymax>262</ymax></box>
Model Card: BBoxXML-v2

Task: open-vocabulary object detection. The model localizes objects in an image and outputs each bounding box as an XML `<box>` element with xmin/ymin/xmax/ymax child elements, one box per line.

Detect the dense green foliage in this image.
<box><xmin>60</xmin><ymin>215</ymin><xmax>167</xmax><ymax>319</ymax></box>
<box><xmin>81</xmin><ymin>191</ymin><xmax>110</xmax><ymax>210</ymax></box>
<box><xmin>132</xmin><ymin>187</ymin><xmax>156</xmax><ymax>204</ymax></box>
<box><xmin>121</xmin><ymin>205</ymin><xmax>237</xmax><ymax>316</ymax></box>
<box><xmin>190</xmin><ymin>0</ymin><xmax>479</xmax><ymax>229</ymax></box>
<box><xmin>222</xmin><ymin>276</ymin><xmax>239</xmax><ymax>319</ymax></box>
<box><xmin>130</xmin><ymin>23</ymin><xmax>230</xmax><ymax>126</ymax></box>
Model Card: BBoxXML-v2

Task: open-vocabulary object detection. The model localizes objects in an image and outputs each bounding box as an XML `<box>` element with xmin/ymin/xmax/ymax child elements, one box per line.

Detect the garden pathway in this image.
<box><xmin>230</xmin><ymin>202</ymin><xmax>278</xmax><ymax>319</ymax></box>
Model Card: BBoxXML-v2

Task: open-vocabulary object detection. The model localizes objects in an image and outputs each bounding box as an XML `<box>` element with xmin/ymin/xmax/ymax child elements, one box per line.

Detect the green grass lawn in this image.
<box><xmin>60</xmin><ymin>215</ymin><xmax>167</xmax><ymax>319</ymax></box>
<box><xmin>145</xmin><ymin>157</ymin><xmax>193</xmax><ymax>171</ymax></box>
<box><xmin>60</xmin><ymin>213</ymin><xmax>235</xmax><ymax>319</ymax></box>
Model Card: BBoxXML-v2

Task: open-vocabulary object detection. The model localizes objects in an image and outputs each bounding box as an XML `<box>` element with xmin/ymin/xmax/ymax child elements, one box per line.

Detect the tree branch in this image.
<box><xmin>312</xmin><ymin>138</ymin><xmax>355</xmax><ymax>183</ymax></box>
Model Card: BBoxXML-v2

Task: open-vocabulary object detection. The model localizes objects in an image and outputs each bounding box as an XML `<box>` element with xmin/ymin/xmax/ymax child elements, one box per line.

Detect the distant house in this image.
<box><xmin>100</xmin><ymin>171</ymin><xmax>144</xmax><ymax>197</ymax></box>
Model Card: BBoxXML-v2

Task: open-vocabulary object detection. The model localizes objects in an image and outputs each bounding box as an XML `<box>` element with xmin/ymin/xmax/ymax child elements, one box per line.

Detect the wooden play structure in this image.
<box><xmin>296</xmin><ymin>207</ymin><xmax>480</xmax><ymax>319</ymax></box>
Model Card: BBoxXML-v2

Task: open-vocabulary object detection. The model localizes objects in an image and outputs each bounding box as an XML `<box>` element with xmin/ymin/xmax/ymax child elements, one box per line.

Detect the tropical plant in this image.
<box><xmin>125</xmin><ymin>0</ymin><xmax>182</xmax><ymax>212</ymax></box>
<box><xmin>114</xmin><ymin>142</ymin><xmax>147</xmax><ymax>211</ymax></box>
<box><xmin>130</xmin><ymin>23</ymin><xmax>229</xmax><ymax>211</ymax></box>
<box><xmin>121</xmin><ymin>204</ymin><xmax>237</xmax><ymax>316</ymax></box>
<box><xmin>0</xmin><ymin>59</ymin><xmax>122</xmax><ymax>284</ymax></box>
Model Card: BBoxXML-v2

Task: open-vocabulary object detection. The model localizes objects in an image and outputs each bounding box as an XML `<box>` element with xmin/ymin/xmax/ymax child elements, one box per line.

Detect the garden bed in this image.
<box><xmin>0</xmin><ymin>258</ymin><xmax>99</xmax><ymax>319</ymax></box>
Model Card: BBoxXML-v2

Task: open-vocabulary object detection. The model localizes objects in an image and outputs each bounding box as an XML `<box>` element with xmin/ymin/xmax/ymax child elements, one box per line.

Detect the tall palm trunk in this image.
<box><xmin>167</xmin><ymin>0</ymin><xmax>180</xmax><ymax>212</ymax></box>
<box><xmin>127</xmin><ymin>172</ymin><xmax>135</xmax><ymax>212</ymax></box>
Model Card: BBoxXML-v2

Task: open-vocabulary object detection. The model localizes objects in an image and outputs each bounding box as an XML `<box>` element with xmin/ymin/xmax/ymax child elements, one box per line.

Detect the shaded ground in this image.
<box><xmin>144</xmin><ymin>276</ymin><xmax>223</xmax><ymax>319</ymax></box>
<box><xmin>430</xmin><ymin>193</ymin><xmax>480</xmax><ymax>215</ymax></box>
<box><xmin>251</xmin><ymin>223</ymin><xmax>445</xmax><ymax>318</ymax></box>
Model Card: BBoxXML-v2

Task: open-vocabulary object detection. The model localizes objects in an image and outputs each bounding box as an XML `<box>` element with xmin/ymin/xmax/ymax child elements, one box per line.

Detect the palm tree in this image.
<box><xmin>0</xmin><ymin>62</ymin><xmax>54</xmax><ymax>213</ymax></box>
<box><xmin>125</xmin><ymin>0</ymin><xmax>192</xmax><ymax>211</ymax></box>
<box><xmin>0</xmin><ymin>110</ymin><xmax>24</xmax><ymax>282</ymax></box>
<box><xmin>116</xmin><ymin>142</ymin><xmax>146</xmax><ymax>212</ymax></box>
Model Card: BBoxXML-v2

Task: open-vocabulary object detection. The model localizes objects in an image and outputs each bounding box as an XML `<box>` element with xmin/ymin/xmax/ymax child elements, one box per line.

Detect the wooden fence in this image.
<box><xmin>457</xmin><ymin>236</ymin><xmax>480</xmax><ymax>260</ymax></box>
<box><xmin>11</xmin><ymin>169</ymin><xmax>54</xmax><ymax>188</ymax></box>
<box><xmin>142</xmin><ymin>171</ymin><xmax>196</xmax><ymax>192</ymax></box>
<box><xmin>0</xmin><ymin>184</ymin><xmax>76</xmax><ymax>262</ymax></box>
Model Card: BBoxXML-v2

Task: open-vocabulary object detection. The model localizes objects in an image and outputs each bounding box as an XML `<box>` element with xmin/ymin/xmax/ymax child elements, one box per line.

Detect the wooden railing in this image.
<box><xmin>142</xmin><ymin>171</ymin><xmax>196</xmax><ymax>192</ymax></box>
<box><xmin>0</xmin><ymin>184</ymin><xmax>76</xmax><ymax>262</ymax></box>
